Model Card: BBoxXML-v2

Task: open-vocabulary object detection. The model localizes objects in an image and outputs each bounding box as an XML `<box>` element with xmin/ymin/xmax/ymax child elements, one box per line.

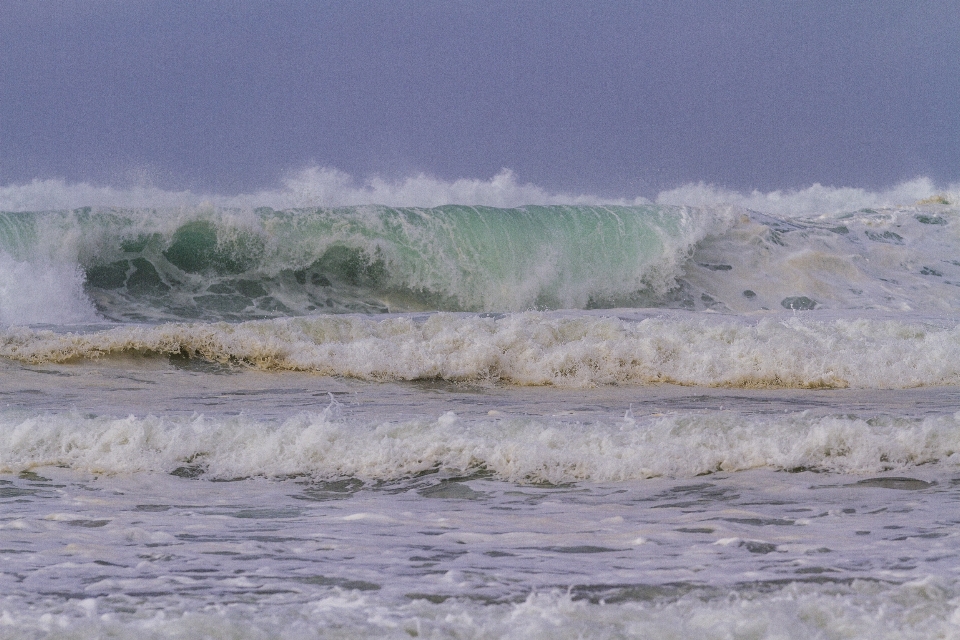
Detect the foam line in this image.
<box><xmin>6</xmin><ymin>313</ymin><xmax>960</xmax><ymax>388</ymax></box>
<box><xmin>2</xmin><ymin>404</ymin><xmax>958</xmax><ymax>481</ymax></box>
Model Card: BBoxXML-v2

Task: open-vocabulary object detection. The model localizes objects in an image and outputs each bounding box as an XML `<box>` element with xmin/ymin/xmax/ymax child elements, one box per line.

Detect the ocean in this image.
<box><xmin>1</xmin><ymin>181</ymin><xmax>959</xmax><ymax>638</ymax></box>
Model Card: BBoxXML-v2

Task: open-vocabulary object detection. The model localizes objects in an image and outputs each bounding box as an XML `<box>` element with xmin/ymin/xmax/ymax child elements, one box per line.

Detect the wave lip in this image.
<box><xmin>2</xmin><ymin>167</ymin><xmax>957</xmax><ymax>213</ymax></box>
<box><xmin>0</xmin><ymin>168</ymin><xmax>642</xmax><ymax>212</ymax></box>
<box><xmin>4</xmin><ymin>312</ymin><xmax>960</xmax><ymax>389</ymax></box>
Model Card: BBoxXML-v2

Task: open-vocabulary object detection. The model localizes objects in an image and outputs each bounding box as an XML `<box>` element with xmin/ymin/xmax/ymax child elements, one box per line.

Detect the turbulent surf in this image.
<box><xmin>3</xmin><ymin>185</ymin><xmax>960</xmax><ymax>639</ymax></box>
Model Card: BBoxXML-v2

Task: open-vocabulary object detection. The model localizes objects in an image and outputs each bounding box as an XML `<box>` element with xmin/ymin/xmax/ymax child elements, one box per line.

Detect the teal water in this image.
<box><xmin>4</xmin><ymin>202</ymin><xmax>960</xmax><ymax>326</ymax></box>
<box><xmin>1</xmin><ymin>204</ymin><xmax>720</xmax><ymax>321</ymax></box>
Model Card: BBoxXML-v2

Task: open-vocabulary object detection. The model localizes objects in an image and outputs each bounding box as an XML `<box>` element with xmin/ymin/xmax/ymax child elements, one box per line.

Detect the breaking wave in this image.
<box><xmin>2</xmin><ymin>401</ymin><xmax>959</xmax><ymax>480</ymax></box>
<box><xmin>0</xmin><ymin>203</ymin><xmax>730</xmax><ymax>323</ymax></box>
<box><xmin>2</xmin><ymin>198</ymin><xmax>960</xmax><ymax>324</ymax></box>
<box><xmin>4</xmin><ymin>312</ymin><xmax>960</xmax><ymax>388</ymax></box>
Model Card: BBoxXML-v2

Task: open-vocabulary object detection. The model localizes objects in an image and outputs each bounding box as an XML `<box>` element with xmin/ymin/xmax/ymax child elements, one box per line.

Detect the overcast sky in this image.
<box><xmin>1</xmin><ymin>1</ymin><xmax>957</xmax><ymax>197</ymax></box>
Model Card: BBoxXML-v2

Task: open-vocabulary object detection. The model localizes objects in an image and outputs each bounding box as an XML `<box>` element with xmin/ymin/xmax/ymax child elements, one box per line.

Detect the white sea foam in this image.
<box><xmin>4</xmin><ymin>312</ymin><xmax>960</xmax><ymax>389</ymax></box>
<box><xmin>2</xmin><ymin>403</ymin><xmax>958</xmax><ymax>480</ymax></box>
<box><xmin>0</xmin><ymin>252</ymin><xmax>99</xmax><ymax>325</ymax></box>
<box><xmin>683</xmin><ymin>205</ymin><xmax>960</xmax><ymax>314</ymax></box>
<box><xmin>657</xmin><ymin>177</ymin><xmax>960</xmax><ymax>217</ymax></box>
<box><xmin>0</xmin><ymin>576</ymin><xmax>956</xmax><ymax>639</ymax></box>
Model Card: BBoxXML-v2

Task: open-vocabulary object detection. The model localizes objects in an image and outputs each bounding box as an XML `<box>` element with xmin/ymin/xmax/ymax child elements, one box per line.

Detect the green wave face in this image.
<box><xmin>0</xmin><ymin>205</ymin><xmax>716</xmax><ymax>322</ymax></box>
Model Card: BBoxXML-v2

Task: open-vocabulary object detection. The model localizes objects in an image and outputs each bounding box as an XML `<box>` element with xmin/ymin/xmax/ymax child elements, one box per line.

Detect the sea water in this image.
<box><xmin>1</xmin><ymin>189</ymin><xmax>960</xmax><ymax>638</ymax></box>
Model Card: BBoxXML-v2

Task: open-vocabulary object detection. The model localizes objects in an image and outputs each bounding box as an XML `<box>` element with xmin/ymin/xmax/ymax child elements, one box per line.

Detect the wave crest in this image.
<box><xmin>3</xmin><ymin>166</ymin><xmax>956</xmax><ymax>214</ymax></box>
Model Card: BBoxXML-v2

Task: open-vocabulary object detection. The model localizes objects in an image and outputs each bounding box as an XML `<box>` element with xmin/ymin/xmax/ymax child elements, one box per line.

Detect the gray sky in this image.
<box><xmin>1</xmin><ymin>1</ymin><xmax>958</xmax><ymax>198</ymax></box>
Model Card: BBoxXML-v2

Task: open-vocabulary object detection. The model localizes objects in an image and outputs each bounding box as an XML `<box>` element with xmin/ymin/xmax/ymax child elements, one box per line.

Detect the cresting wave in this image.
<box><xmin>0</xmin><ymin>204</ymin><xmax>726</xmax><ymax>323</ymax></box>
<box><xmin>1</xmin><ymin>199</ymin><xmax>960</xmax><ymax>324</ymax></box>
<box><xmin>2</xmin><ymin>405</ymin><xmax>958</xmax><ymax>481</ymax></box>
<box><xmin>4</xmin><ymin>313</ymin><xmax>960</xmax><ymax>388</ymax></box>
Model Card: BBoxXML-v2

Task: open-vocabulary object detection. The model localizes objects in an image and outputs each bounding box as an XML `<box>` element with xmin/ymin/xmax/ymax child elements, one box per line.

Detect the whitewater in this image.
<box><xmin>1</xmin><ymin>172</ymin><xmax>959</xmax><ymax>638</ymax></box>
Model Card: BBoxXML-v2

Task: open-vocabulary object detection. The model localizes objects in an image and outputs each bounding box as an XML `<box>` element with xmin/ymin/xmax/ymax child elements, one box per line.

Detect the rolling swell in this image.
<box><xmin>0</xmin><ymin>204</ymin><xmax>721</xmax><ymax>323</ymax></box>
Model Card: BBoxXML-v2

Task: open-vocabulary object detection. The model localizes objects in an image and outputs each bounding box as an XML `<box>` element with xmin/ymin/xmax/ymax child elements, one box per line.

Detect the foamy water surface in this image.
<box><xmin>2</xmin><ymin>176</ymin><xmax>960</xmax><ymax>638</ymax></box>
